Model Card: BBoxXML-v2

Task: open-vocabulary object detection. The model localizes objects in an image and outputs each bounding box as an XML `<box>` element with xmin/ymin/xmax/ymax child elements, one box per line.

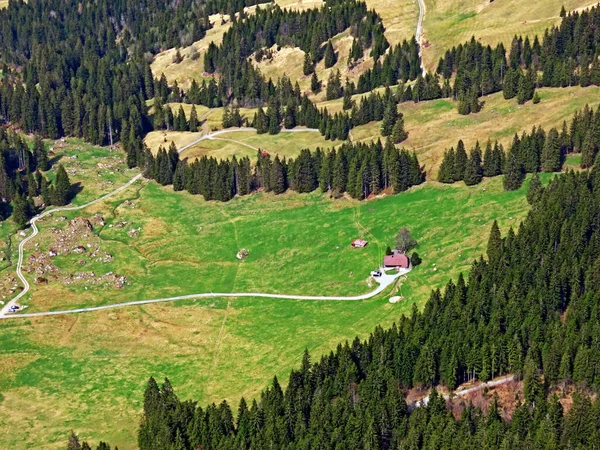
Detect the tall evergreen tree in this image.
<box><xmin>541</xmin><ymin>128</ymin><xmax>562</xmax><ymax>172</ymax></box>
<box><xmin>324</xmin><ymin>40</ymin><xmax>337</xmax><ymax>69</ymax></box>
<box><xmin>53</xmin><ymin>164</ymin><xmax>72</xmax><ymax>206</ymax></box>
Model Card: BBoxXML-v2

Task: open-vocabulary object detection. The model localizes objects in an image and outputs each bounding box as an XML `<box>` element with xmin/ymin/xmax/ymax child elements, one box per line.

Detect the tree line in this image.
<box><xmin>436</xmin><ymin>5</ymin><xmax>600</xmax><ymax>113</ymax></box>
<box><xmin>438</xmin><ymin>104</ymin><xmax>600</xmax><ymax>189</ymax></box>
<box><xmin>68</xmin><ymin>167</ymin><xmax>600</xmax><ymax>449</ymax></box>
<box><xmin>0</xmin><ymin>131</ymin><xmax>72</xmax><ymax>227</ymax></box>
<box><xmin>144</xmin><ymin>139</ymin><xmax>424</xmax><ymax>202</ymax></box>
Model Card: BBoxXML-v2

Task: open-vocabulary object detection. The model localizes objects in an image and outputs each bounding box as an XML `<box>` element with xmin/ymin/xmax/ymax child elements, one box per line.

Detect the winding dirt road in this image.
<box><xmin>0</xmin><ymin>127</ymin><xmax>400</xmax><ymax>320</ymax></box>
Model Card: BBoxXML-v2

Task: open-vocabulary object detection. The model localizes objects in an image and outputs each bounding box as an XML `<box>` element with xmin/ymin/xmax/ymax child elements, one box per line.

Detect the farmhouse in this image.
<box><xmin>383</xmin><ymin>252</ymin><xmax>410</xmax><ymax>269</ymax></box>
<box><xmin>351</xmin><ymin>239</ymin><xmax>368</xmax><ymax>248</ymax></box>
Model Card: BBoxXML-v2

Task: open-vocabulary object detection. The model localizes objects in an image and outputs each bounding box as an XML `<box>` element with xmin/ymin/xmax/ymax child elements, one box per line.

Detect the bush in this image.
<box><xmin>533</xmin><ymin>92</ymin><xmax>541</xmax><ymax>104</ymax></box>
<box><xmin>410</xmin><ymin>251</ymin><xmax>422</xmax><ymax>267</ymax></box>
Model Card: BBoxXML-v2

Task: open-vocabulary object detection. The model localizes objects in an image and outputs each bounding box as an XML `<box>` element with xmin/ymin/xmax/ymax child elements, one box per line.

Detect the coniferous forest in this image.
<box><xmin>68</xmin><ymin>166</ymin><xmax>600</xmax><ymax>449</ymax></box>
<box><xmin>1</xmin><ymin>1</ymin><xmax>600</xmax><ymax>448</ymax></box>
<box><xmin>437</xmin><ymin>104</ymin><xmax>600</xmax><ymax>189</ymax></box>
<box><xmin>145</xmin><ymin>139</ymin><xmax>425</xmax><ymax>202</ymax></box>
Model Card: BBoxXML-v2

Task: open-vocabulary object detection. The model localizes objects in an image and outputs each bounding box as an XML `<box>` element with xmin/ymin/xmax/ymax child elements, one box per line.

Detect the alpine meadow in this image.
<box><xmin>1</xmin><ymin>1</ymin><xmax>600</xmax><ymax>450</ymax></box>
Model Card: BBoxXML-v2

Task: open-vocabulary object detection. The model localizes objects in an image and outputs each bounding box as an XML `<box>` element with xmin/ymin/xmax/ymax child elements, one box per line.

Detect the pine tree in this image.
<box><xmin>391</xmin><ymin>116</ymin><xmax>408</xmax><ymax>143</ymax></box>
<box><xmin>503</xmin><ymin>148</ymin><xmax>524</xmax><ymax>190</ymax></box>
<box><xmin>34</xmin><ymin>135</ymin><xmax>49</xmax><ymax>171</ymax></box>
<box><xmin>303</xmin><ymin>52</ymin><xmax>314</xmax><ymax>76</ymax></box>
<box><xmin>12</xmin><ymin>193</ymin><xmax>30</xmax><ymax>229</ymax></box>
<box><xmin>381</xmin><ymin>99</ymin><xmax>398</xmax><ymax>137</ymax></box>
<box><xmin>189</xmin><ymin>105</ymin><xmax>199</xmax><ymax>132</ymax></box>
<box><xmin>581</xmin><ymin>132</ymin><xmax>597</xmax><ymax>168</ymax></box>
<box><xmin>324</xmin><ymin>40</ymin><xmax>337</xmax><ymax>69</ymax></box>
<box><xmin>526</xmin><ymin>172</ymin><xmax>544</xmax><ymax>204</ymax></box>
<box><xmin>270</xmin><ymin>156</ymin><xmax>286</xmax><ymax>194</ymax></box>
<box><xmin>463</xmin><ymin>148</ymin><xmax>483</xmax><ymax>186</ymax></box>
<box><xmin>541</xmin><ymin>128</ymin><xmax>562</xmax><ymax>172</ymax></box>
<box><xmin>487</xmin><ymin>220</ymin><xmax>502</xmax><ymax>262</ymax></box>
<box><xmin>53</xmin><ymin>164</ymin><xmax>72</xmax><ymax>206</ymax></box>
<box><xmin>311</xmin><ymin>72</ymin><xmax>321</xmax><ymax>94</ymax></box>
<box><xmin>453</xmin><ymin>140</ymin><xmax>467</xmax><ymax>181</ymax></box>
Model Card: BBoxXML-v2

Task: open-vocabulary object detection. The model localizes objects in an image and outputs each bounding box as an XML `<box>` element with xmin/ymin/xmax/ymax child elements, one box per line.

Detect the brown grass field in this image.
<box><xmin>321</xmin><ymin>85</ymin><xmax>600</xmax><ymax>177</ymax></box>
<box><xmin>420</xmin><ymin>0</ymin><xmax>597</xmax><ymax>70</ymax></box>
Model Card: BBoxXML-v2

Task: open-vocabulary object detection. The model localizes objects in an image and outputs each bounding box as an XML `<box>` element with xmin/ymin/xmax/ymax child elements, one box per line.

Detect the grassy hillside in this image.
<box><xmin>0</xmin><ymin>172</ymin><xmax>546</xmax><ymax>449</ymax></box>
<box><xmin>320</xmin><ymin>85</ymin><xmax>600</xmax><ymax>177</ymax></box>
<box><xmin>364</xmin><ymin>0</ymin><xmax>420</xmax><ymax>45</ymax></box>
<box><xmin>151</xmin><ymin>0</ymin><xmax>420</xmax><ymax>94</ymax></box>
<box><xmin>420</xmin><ymin>0</ymin><xmax>595</xmax><ymax>70</ymax></box>
<box><xmin>145</xmin><ymin>129</ymin><xmax>332</xmax><ymax>159</ymax></box>
<box><xmin>148</xmin><ymin>86</ymin><xmax>600</xmax><ymax>175</ymax></box>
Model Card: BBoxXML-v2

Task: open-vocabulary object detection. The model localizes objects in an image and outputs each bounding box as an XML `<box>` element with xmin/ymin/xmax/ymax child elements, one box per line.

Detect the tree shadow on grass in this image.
<box><xmin>69</xmin><ymin>182</ymin><xmax>84</xmax><ymax>203</ymax></box>
<box><xmin>48</xmin><ymin>153</ymin><xmax>64</xmax><ymax>168</ymax></box>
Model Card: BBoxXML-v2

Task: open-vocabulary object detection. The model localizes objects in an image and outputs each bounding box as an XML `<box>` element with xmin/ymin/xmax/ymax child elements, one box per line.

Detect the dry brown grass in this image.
<box><xmin>253</xmin><ymin>30</ymin><xmax>374</xmax><ymax>102</ymax></box>
<box><xmin>323</xmin><ymin>85</ymin><xmax>600</xmax><ymax>177</ymax></box>
<box><xmin>364</xmin><ymin>0</ymin><xmax>421</xmax><ymax>45</ymax></box>
<box><xmin>151</xmin><ymin>12</ymin><xmax>235</xmax><ymax>88</ymax></box>
<box><xmin>144</xmin><ymin>130</ymin><xmax>205</xmax><ymax>155</ymax></box>
<box><xmin>420</xmin><ymin>0</ymin><xmax>596</xmax><ymax>71</ymax></box>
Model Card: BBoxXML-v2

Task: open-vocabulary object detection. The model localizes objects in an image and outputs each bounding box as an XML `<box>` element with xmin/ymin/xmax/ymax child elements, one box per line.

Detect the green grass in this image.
<box><xmin>0</xmin><ymin>172</ymin><xmax>550</xmax><ymax>449</ymax></box>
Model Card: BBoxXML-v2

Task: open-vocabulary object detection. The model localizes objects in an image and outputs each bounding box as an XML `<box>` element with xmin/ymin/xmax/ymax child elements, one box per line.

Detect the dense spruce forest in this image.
<box><xmin>145</xmin><ymin>139</ymin><xmax>424</xmax><ymax>201</ymax></box>
<box><xmin>438</xmin><ymin>104</ymin><xmax>600</xmax><ymax>189</ymax></box>
<box><xmin>67</xmin><ymin>165</ymin><xmax>600</xmax><ymax>449</ymax></box>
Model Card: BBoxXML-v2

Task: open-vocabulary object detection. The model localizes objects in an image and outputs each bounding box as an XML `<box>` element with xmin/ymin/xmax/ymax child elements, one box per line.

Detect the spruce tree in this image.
<box><xmin>503</xmin><ymin>68</ymin><xmax>519</xmax><ymax>99</ymax></box>
<box><xmin>541</xmin><ymin>128</ymin><xmax>562</xmax><ymax>172</ymax></box>
<box><xmin>463</xmin><ymin>149</ymin><xmax>483</xmax><ymax>186</ymax></box>
<box><xmin>34</xmin><ymin>135</ymin><xmax>49</xmax><ymax>171</ymax></box>
<box><xmin>324</xmin><ymin>40</ymin><xmax>337</xmax><ymax>69</ymax></box>
<box><xmin>503</xmin><ymin>149</ymin><xmax>525</xmax><ymax>190</ymax></box>
<box><xmin>311</xmin><ymin>72</ymin><xmax>321</xmax><ymax>94</ymax></box>
<box><xmin>381</xmin><ymin>99</ymin><xmax>398</xmax><ymax>137</ymax></box>
<box><xmin>437</xmin><ymin>149</ymin><xmax>456</xmax><ymax>183</ymax></box>
<box><xmin>454</xmin><ymin>140</ymin><xmax>468</xmax><ymax>181</ymax></box>
<box><xmin>303</xmin><ymin>52</ymin><xmax>314</xmax><ymax>76</ymax></box>
<box><xmin>254</xmin><ymin>107</ymin><xmax>269</xmax><ymax>134</ymax></box>
<box><xmin>12</xmin><ymin>193</ymin><xmax>30</xmax><ymax>229</ymax></box>
<box><xmin>189</xmin><ymin>105</ymin><xmax>199</xmax><ymax>132</ymax></box>
<box><xmin>581</xmin><ymin>132</ymin><xmax>597</xmax><ymax>168</ymax></box>
<box><xmin>270</xmin><ymin>156</ymin><xmax>286</xmax><ymax>194</ymax></box>
<box><xmin>487</xmin><ymin>220</ymin><xmax>502</xmax><ymax>261</ymax></box>
<box><xmin>53</xmin><ymin>164</ymin><xmax>72</xmax><ymax>206</ymax></box>
<box><xmin>342</xmin><ymin>88</ymin><xmax>353</xmax><ymax>110</ymax></box>
<box><xmin>526</xmin><ymin>172</ymin><xmax>544</xmax><ymax>204</ymax></box>
<box><xmin>267</xmin><ymin>104</ymin><xmax>281</xmax><ymax>135</ymax></box>
<box><xmin>391</xmin><ymin>116</ymin><xmax>408</xmax><ymax>143</ymax></box>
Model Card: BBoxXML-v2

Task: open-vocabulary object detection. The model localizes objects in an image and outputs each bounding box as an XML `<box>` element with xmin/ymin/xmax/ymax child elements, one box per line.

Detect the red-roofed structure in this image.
<box><xmin>351</xmin><ymin>239</ymin><xmax>368</xmax><ymax>248</ymax></box>
<box><xmin>383</xmin><ymin>252</ymin><xmax>410</xmax><ymax>269</ymax></box>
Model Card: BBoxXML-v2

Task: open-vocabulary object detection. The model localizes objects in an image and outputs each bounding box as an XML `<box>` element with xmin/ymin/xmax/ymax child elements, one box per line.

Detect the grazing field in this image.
<box><xmin>145</xmin><ymin>128</ymin><xmax>332</xmax><ymax>159</ymax></box>
<box><xmin>420</xmin><ymin>0</ymin><xmax>595</xmax><ymax>70</ymax></box>
<box><xmin>151</xmin><ymin>0</ymin><xmax>327</xmax><ymax>89</ymax></box>
<box><xmin>0</xmin><ymin>173</ymin><xmax>546</xmax><ymax>449</ymax></box>
<box><xmin>337</xmin><ymin>86</ymin><xmax>600</xmax><ymax>177</ymax></box>
<box><xmin>364</xmin><ymin>0</ymin><xmax>420</xmax><ymax>45</ymax></box>
<box><xmin>253</xmin><ymin>30</ymin><xmax>375</xmax><ymax>102</ymax></box>
<box><xmin>150</xmin><ymin>86</ymin><xmax>600</xmax><ymax>176</ymax></box>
